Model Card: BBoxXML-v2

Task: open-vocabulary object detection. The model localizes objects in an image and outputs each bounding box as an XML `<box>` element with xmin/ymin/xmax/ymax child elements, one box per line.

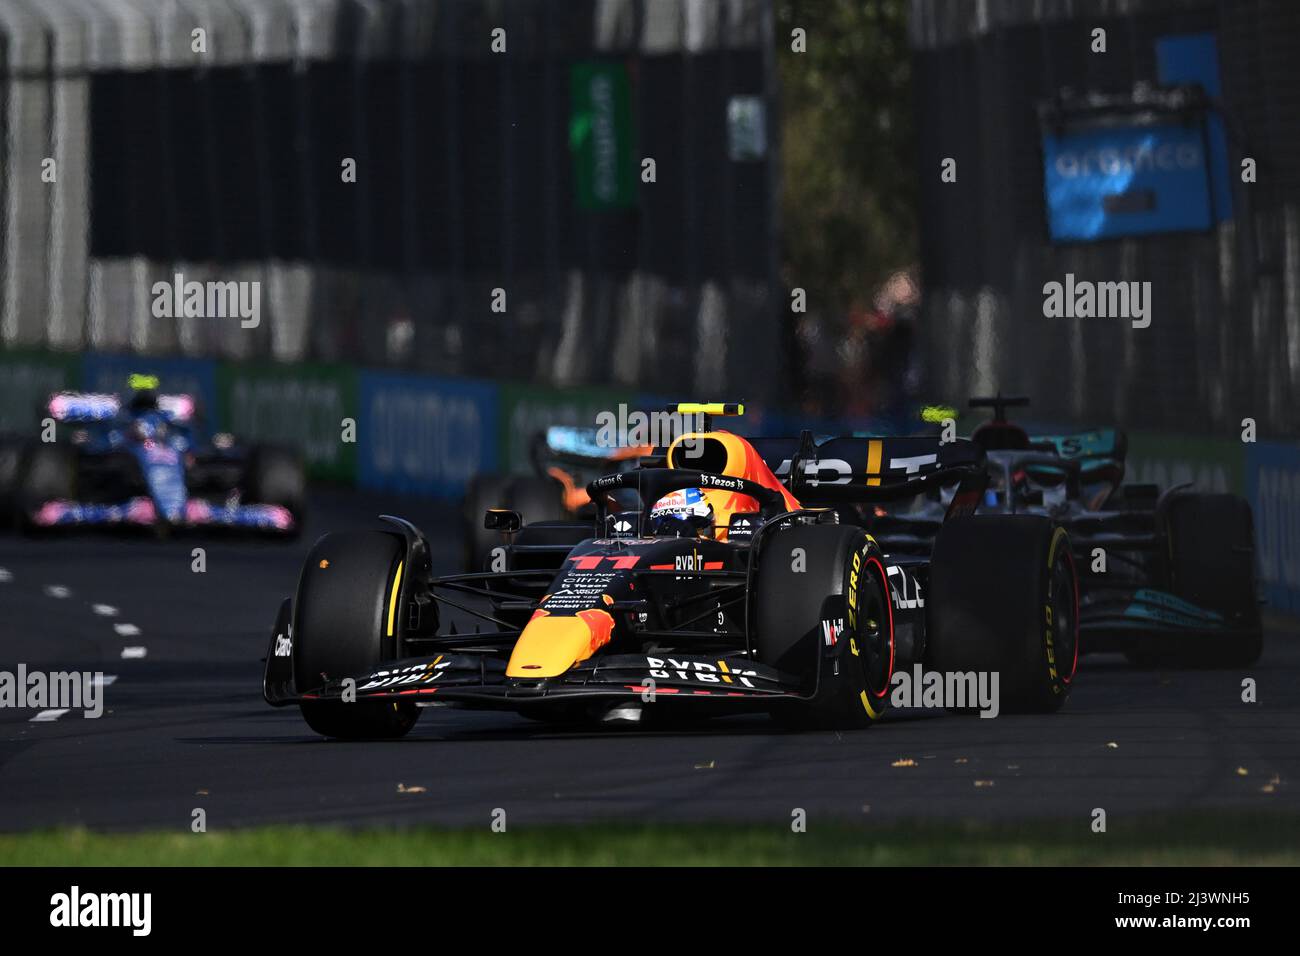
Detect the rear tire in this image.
<box><xmin>1155</xmin><ymin>492</ymin><xmax>1262</xmax><ymax>666</ymax></box>
<box><xmin>928</xmin><ymin>516</ymin><xmax>1078</xmax><ymax>714</ymax></box>
<box><xmin>755</xmin><ymin>525</ymin><xmax>894</xmax><ymax>730</ymax></box>
<box><xmin>293</xmin><ymin>530</ymin><xmax>419</xmax><ymax>740</ymax></box>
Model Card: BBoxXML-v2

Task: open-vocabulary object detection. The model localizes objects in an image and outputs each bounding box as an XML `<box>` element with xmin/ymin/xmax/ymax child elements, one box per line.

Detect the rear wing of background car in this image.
<box><xmin>1032</xmin><ymin>427</ymin><xmax>1127</xmax><ymax>463</ymax></box>
<box><xmin>538</xmin><ymin>426</ymin><xmax>649</xmax><ymax>467</ymax></box>
<box><xmin>46</xmin><ymin>391</ymin><xmax>197</xmax><ymax>425</ymax></box>
<box><xmin>750</xmin><ymin>434</ymin><xmax>988</xmax><ymax>514</ymax></box>
<box><xmin>47</xmin><ymin>392</ymin><xmax>120</xmax><ymax>422</ymax></box>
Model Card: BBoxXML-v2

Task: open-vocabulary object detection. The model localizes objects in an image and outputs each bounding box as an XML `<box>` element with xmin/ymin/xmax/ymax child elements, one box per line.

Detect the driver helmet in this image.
<box><xmin>648</xmin><ymin>488</ymin><xmax>715</xmax><ymax>539</ymax></box>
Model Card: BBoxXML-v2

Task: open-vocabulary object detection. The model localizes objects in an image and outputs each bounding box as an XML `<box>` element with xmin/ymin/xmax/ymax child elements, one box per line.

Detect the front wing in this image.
<box><xmin>1080</xmin><ymin>586</ymin><xmax>1255</xmax><ymax>651</ymax></box>
<box><xmin>266</xmin><ymin>648</ymin><xmax>801</xmax><ymax>710</ymax></box>
<box><xmin>32</xmin><ymin>497</ymin><xmax>295</xmax><ymax>532</ymax></box>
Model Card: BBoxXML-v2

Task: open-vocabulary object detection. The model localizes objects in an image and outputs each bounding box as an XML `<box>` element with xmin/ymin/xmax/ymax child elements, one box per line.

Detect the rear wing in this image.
<box><xmin>1032</xmin><ymin>428</ymin><xmax>1127</xmax><ymax>463</ymax></box>
<box><xmin>47</xmin><ymin>392</ymin><xmax>120</xmax><ymax>422</ymax></box>
<box><xmin>535</xmin><ymin>429</ymin><xmax>647</xmax><ymax>468</ymax></box>
<box><xmin>751</xmin><ymin>434</ymin><xmax>988</xmax><ymax>510</ymax></box>
<box><xmin>46</xmin><ymin>391</ymin><xmax>197</xmax><ymax>425</ymax></box>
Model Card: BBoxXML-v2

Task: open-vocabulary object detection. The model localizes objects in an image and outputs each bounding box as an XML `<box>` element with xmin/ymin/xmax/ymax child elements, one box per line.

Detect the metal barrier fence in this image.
<box><xmin>910</xmin><ymin>0</ymin><xmax>1300</xmax><ymax>436</ymax></box>
<box><xmin>0</xmin><ymin>0</ymin><xmax>781</xmax><ymax>401</ymax></box>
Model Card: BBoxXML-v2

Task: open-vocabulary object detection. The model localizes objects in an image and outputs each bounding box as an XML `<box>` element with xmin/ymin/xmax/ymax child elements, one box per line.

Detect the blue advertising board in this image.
<box><xmin>1042</xmin><ymin>32</ymin><xmax>1231</xmax><ymax>242</ymax></box>
<box><xmin>358</xmin><ymin>370</ymin><xmax>498</xmax><ymax>499</ymax></box>
<box><xmin>1156</xmin><ymin>33</ymin><xmax>1232</xmax><ymax>223</ymax></box>
<box><xmin>1247</xmin><ymin>441</ymin><xmax>1300</xmax><ymax>615</ymax></box>
<box><xmin>1042</xmin><ymin>123</ymin><xmax>1214</xmax><ymax>240</ymax></box>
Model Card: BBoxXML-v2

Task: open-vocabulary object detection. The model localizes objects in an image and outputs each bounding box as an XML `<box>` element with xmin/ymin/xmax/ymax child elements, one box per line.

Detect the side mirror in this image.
<box><xmin>483</xmin><ymin>509</ymin><xmax>522</xmax><ymax>533</ymax></box>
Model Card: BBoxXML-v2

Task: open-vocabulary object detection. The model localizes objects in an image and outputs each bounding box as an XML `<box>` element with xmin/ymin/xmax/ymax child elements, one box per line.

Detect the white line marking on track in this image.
<box><xmin>92</xmin><ymin>604</ymin><xmax>119</xmax><ymax>617</ymax></box>
<box><xmin>93</xmin><ymin>674</ymin><xmax>118</xmax><ymax>688</ymax></box>
<box><xmin>30</xmin><ymin>709</ymin><xmax>70</xmax><ymax>722</ymax></box>
<box><xmin>43</xmin><ymin>584</ymin><xmax>71</xmax><ymax>599</ymax></box>
<box><xmin>113</xmin><ymin>623</ymin><xmax>141</xmax><ymax>637</ymax></box>
<box><xmin>120</xmin><ymin>647</ymin><xmax>147</xmax><ymax>659</ymax></box>
<box><xmin>0</xmin><ymin>567</ymin><xmax>12</xmax><ymax>583</ymax></box>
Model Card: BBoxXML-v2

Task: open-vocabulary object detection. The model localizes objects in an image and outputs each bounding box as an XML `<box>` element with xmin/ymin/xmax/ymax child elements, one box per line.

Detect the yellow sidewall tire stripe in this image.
<box><xmin>386</xmin><ymin>561</ymin><xmax>404</xmax><ymax>638</ymax></box>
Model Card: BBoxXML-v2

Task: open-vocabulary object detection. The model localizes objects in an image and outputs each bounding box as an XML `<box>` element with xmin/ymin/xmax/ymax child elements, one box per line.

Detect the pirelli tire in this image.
<box><xmin>755</xmin><ymin>525</ymin><xmax>895</xmax><ymax>730</ymax></box>
<box><xmin>927</xmin><ymin>515</ymin><xmax>1078</xmax><ymax>714</ymax></box>
<box><xmin>293</xmin><ymin>530</ymin><xmax>420</xmax><ymax>740</ymax></box>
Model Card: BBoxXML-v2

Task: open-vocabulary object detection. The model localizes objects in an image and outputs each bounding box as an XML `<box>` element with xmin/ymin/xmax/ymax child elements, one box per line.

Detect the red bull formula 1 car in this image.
<box><xmin>265</xmin><ymin>404</ymin><xmax>1079</xmax><ymax>739</ymax></box>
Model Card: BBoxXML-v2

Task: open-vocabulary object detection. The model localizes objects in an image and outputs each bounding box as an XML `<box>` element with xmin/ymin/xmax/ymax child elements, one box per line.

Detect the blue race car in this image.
<box><xmin>5</xmin><ymin>375</ymin><xmax>303</xmax><ymax>535</ymax></box>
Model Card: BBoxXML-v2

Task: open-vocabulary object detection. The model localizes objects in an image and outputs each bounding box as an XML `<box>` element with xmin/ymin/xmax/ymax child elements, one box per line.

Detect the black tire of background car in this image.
<box><xmin>460</xmin><ymin>470</ymin><xmax>514</xmax><ymax>567</ymax></box>
<box><xmin>755</xmin><ymin>524</ymin><xmax>894</xmax><ymax>730</ymax></box>
<box><xmin>246</xmin><ymin>444</ymin><xmax>306</xmax><ymax>524</ymax></box>
<box><xmin>507</xmin><ymin>474</ymin><xmax>567</xmax><ymax>527</ymax></box>
<box><xmin>1137</xmin><ymin>491</ymin><xmax>1263</xmax><ymax>667</ymax></box>
<box><xmin>927</xmin><ymin>515</ymin><xmax>1077</xmax><ymax>713</ymax></box>
<box><xmin>0</xmin><ymin>437</ymin><xmax>26</xmax><ymax>530</ymax></box>
<box><xmin>16</xmin><ymin>442</ymin><xmax>76</xmax><ymax>532</ymax></box>
<box><xmin>462</xmin><ymin>473</ymin><xmax>514</xmax><ymax>570</ymax></box>
<box><xmin>463</xmin><ymin>473</ymin><xmax>568</xmax><ymax>570</ymax></box>
<box><xmin>293</xmin><ymin>530</ymin><xmax>420</xmax><ymax>740</ymax></box>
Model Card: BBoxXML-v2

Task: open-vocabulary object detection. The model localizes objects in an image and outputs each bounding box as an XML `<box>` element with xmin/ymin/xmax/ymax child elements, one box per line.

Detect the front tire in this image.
<box><xmin>928</xmin><ymin>516</ymin><xmax>1078</xmax><ymax>713</ymax></box>
<box><xmin>293</xmin><ymin>530</ymin><xmax>419</xmax><ymax>740</ymax></box>
<box><xmin>0</xmin><ymin>438</ymin><xmax>27</xmax><ymax>531</ymax></box>
<box><xmin>1153</xmin><ymin>491</ymin><xmax>1262</xmax><ymax>666</ymax></box>
<box><xmin>17</xmin><ymin>443</ymin><xmax>76</xmax><ymax>531</ymax></box>
<box><xmin>755</xmin><ymin>524</ymin><xmax>894</xmax><ymax>730</ymax></box>
<box><xmin>246</xmin><ymin>444</ymin><xmax>306</xmax><ymax>529</ymax></box>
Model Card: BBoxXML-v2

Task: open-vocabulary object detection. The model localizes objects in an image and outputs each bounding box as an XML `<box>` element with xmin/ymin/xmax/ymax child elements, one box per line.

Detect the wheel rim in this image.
<box><xmin>1049</xmin><ymin>549</ymin><xmax>1079</xmax><ymax>684</ymax></box>
<box><xmin>861</xmin><ymin>557</ymin><xmax>895</xmax><ymax>697</ymax></box>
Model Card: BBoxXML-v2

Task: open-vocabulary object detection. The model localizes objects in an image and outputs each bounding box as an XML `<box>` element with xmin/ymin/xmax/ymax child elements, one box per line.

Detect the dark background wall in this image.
<box><xmin>911</xmin><ymin>0</ymin><xmax>1300</xmax><ymax>435</ymax></box>
<box><xmin>2</xmin><ymin>0</ymin><xmax>781</xmax><ymax>402</ymax></box>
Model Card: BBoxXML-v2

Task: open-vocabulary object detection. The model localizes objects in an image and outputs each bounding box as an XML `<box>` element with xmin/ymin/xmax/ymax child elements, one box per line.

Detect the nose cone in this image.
<box><xmin>505</xmin><ymin>608</ymin><xmax>615</xmax><ymax>678</ymax></box>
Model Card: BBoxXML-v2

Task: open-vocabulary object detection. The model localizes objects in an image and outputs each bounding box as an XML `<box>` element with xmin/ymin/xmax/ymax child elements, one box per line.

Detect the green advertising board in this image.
<box><xmin>497</xmin><ymin>382</ymin><xmax>633</xmax><ymax>474</ymax></box>
<box><xmin>0</xmin><ymin>349</ymin><xmax>79</xmax><ymax>434</ymax></box>
<box><xmin>1126</xmin><ymin>431</ymin><xmax>1245</xmax><ymax>496</ymax></box>
<box><xmin>217</xmin><ymin>361</ymin><xmax>358</xmax><ymax>482</ymax></box>
<box><xmin>570</xmin><ymin>60</ymin><xmax>636</xmax><ymax>211</ymax></box>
